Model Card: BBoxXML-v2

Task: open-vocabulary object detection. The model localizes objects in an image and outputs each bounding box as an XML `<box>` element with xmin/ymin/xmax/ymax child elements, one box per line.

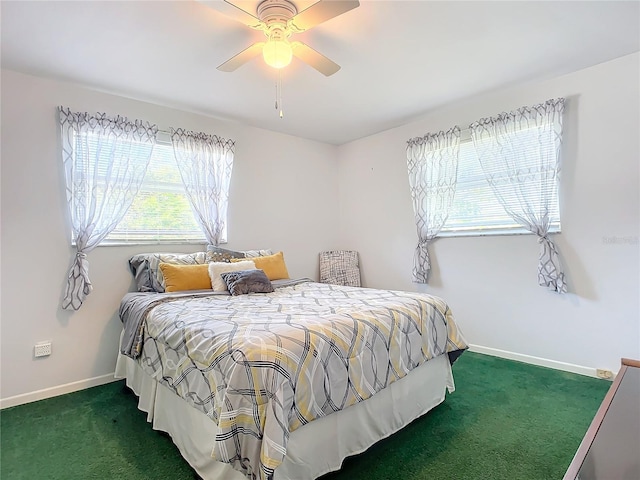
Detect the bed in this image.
<box><xmin>115</xmin><ymin>277</ymin><xmax>468</xmax><ymax>480</ymax></box>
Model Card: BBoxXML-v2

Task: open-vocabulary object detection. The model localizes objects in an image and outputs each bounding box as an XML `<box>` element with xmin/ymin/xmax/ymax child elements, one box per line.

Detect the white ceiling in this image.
<box><xmin>2</xmin><ymin>1</ymin><xmax>639</xmax><ymax>145</ymax></box>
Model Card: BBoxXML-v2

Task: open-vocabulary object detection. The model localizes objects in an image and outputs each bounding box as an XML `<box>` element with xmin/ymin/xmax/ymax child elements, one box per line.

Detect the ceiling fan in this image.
<box><xmin>200</xmin><ymin>0</ymin><xmax>360</xmax><ymax>76</ymax></box>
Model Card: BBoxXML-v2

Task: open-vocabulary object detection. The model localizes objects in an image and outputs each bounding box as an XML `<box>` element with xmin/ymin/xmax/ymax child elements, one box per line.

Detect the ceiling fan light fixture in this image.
<box><xmin>263</xmin><ymin>37</ymin><xmax>293</xmax><ymax>69</ymax></box>
<box><xmin>213</xmin><ymin>0</ymin><xmax>360</xmax><ymax>76</ymax></box>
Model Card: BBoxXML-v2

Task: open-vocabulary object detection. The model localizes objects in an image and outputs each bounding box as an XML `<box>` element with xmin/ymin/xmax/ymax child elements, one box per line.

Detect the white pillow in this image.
<box><xmin>208</xmin><ymin>260</ymin><xmax>256</xmax><ymax>292</ymax></box>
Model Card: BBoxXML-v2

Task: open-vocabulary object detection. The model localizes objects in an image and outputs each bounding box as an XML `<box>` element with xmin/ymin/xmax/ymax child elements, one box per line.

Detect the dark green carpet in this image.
<box><xmin>1</xmin><ymin>353</ymin><xmax>609</xmax><ymax>480</ymax></box>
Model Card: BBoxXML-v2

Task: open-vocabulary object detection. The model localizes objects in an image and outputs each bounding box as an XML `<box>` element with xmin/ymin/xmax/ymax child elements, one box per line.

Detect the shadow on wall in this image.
<box><xmin>424</xmin><ymin>240</ymin><xmax>444</xmax><ymax>289</ymax></box>
<box><xmin>94</xmin><ymin>310</ymin><xmax>125</xmax><ymax>378</ymax></box>
<box><xmin>556</xmin><ymin>240</ymin><xmax>597</xmax><ymax>302</ymax></box>
<box><xmin>554</xmin><ymin>94</ymin><xmax>596</xmax><ymax>302</ymax></box>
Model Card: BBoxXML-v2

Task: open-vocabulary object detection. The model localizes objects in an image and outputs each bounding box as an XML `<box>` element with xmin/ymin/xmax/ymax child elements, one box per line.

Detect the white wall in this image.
<box><xmin>2</xmin><ymin>53</ymin><xmax>638</xmax><ymax>404</ymax></box>
<box><xmin>337</xmin><ymin>53</ymin><xmax>640</xmax><ymax>374</ymax></box>
<box><xmin>0</xmin><ymin>70</ymin><xmax>340</xmax><ymax>402</ymax></box>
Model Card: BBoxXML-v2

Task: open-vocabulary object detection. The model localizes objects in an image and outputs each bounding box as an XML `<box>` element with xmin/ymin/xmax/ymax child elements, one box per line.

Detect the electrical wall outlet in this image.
<box><xmin>596</xmin><ymin>368</ymin><xmax>613</xmax><ymax>379</ymax></box>
<box><xmin>34</xmin><ymin>342</ymin><xmax>52</xmax><ymax>358</ymax></box>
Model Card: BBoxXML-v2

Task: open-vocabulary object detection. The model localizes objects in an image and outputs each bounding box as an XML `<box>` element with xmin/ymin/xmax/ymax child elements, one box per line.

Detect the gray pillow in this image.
<box><xmin>129</xmin><ymin>252</ymin><xmax>208</xmax><ymax>292</ymax></box>
<box><xmin>220</xmin><ymin>269</ymin><xmax>274</xmax><ymax>296</ymax></box>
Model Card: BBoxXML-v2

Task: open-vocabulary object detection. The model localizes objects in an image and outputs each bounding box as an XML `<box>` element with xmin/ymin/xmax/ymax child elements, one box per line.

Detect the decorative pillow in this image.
<box><xmin>319</xmin><ymin>250</ymin><xmax>361</xmax><ymax>287</ymax></box>
<box><xmin>220</xmin><ymin>269</ymin><xmax>274</xmax><ymax>296</ymax></box>
<box><xmin>129</xmin><ymin>252</ymin><xmax>208</xmax><ymax>293</ymax></box>
<box><xmin>158</xmin><ymin>263</ymin><xmax>211</xmax><ymax>292</ymax></box>
<box><xmin>205</xmin><ymin>245</ymin><xmax>246</xmax><ymax>263</ymax></box>
<box><xmin>204</xmin><ymin>246</ymin><xmax>273</xmax><ymax>263</ymax></box>
<box><xmin>208</xmin><ymin>260</ymin><xmax>256</xmax><ymax>292</ymax></box>
<box><xmin>243</xmin><ymin>249</ymin><xmax>273</xmax><ymax>258</ymax></box>
<box><xmin>232</xmin><ymin>251</ymin><xmax>289</xmax><ymax>281</ymax></box>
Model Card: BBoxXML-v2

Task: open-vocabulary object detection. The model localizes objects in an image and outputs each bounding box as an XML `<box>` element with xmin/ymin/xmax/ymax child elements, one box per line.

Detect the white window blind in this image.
<box><xmin>105</xmin><ymin>140</ymin><xmax>206</xmax><ymax>244</ymax></box>
<box><xmin>441</xmin><ymin>128</ymin><xmax>561</xmax><ymax>236</ymax></box>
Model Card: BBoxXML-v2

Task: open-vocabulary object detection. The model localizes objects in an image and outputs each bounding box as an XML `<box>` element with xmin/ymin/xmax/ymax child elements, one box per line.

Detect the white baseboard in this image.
<box><xmin>468</xmin><ymin>344</ymin><xmax>602</xmax><ymax>378</ymax></box>
<box><xmin>0</xmin><ymin>347</ymin><xmax>606</xmax><ymax>409</ymax></box>
<box><xmin>0</xmin><ymin>372</ymin><xmax>119</xmax><ymax>410</ymax></box>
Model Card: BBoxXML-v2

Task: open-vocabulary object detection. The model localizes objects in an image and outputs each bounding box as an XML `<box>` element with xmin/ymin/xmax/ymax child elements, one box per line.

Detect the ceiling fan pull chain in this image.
<box><xmin>278</xmin><ymin>69</ymin><xmax>284</xmax><ymax>119</ymax></box>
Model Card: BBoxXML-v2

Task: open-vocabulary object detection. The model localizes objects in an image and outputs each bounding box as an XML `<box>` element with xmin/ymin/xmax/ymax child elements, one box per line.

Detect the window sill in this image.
<box><xmin>438</xmin><ymin>227</ymin><xmax>561</xmax><ymax>238</ymax></box>
<box><xmin>71</xmin><ymin>240</ymin><xmax>220</xmax><ymax>247</ymax></box>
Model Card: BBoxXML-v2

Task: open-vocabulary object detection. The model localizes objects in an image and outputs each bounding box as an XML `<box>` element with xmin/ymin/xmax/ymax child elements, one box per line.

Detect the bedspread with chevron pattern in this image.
<box><xmin>120</xmin><ymin>280</ymin><xmax>468</xmax><ymax>479</ymax></box>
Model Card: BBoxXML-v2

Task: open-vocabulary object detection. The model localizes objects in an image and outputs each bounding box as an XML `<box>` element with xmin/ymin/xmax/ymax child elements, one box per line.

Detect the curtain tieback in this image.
<box><xmin>417</xmin><ymin>240</ymin><xmax>431</xmax><ymax>253</ymax></box>
<box><xmin>69</xmin><ymin>251</ymin><xmax>89</xmax><ymax>280</ymax></box>
<box><xmin>537</xmin><ymin>234</ymin><xmax>550</xmax><ymax>244</ymax></box>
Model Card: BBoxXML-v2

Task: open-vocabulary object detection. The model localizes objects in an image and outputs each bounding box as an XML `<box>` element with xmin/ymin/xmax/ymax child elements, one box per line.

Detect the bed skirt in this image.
<box><xmin>115</xmin><ymin>349</ymin><xmax>454</xmax><ymax>480</ymax></box>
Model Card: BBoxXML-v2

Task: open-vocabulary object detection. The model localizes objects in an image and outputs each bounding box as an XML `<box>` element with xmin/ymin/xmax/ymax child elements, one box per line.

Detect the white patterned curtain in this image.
<box><xmin>170</xmin><ymin>129</ymin><xmax>234</xmax><ymax>245</ymax></box>
<box><xmin>470</xmin><ymin>98</ymin><xmax>567</xmax><ymax>293</ymax></box>
<box><xmin>406</xmin><ymin>127</ymin><xmax>460</xmax><ymax>283</ymax></box>
<box><xmin>59</xmin><ymin>107</ymin><xmax>157</xmax><ymax>310</ymax></box>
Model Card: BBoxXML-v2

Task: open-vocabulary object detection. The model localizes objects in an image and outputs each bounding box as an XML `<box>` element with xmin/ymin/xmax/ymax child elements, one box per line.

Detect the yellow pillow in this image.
<box><xmin>158</xmin><ymin>263</ymin><xmax>211</xmax><ymax>292</ymax></box>
<box><xmin>232</xmin><ymin>251</ymin><xmax>289</xmax><ymax>281</ymax></box>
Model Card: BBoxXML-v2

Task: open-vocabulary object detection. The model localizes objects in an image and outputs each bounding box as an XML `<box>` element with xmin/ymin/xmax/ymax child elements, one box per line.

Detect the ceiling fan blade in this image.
<box><xmin>290</xmin><ymin>0</ymin><xmax>360</xmax><ymax>32</ymax></box>
<box><xmin>292</xmin><ymin>42</ymin><xmax>340</xmax><ymax>76</ymax></box>
<box><xmin>217</xmin><ymin>42</ymin><xmax>265</xmax><ymax>72</ymax></box>
<box><xmin>196</xmin><ymin>0</ymin><xmax>262</xmax><ymax>29</ymax></box>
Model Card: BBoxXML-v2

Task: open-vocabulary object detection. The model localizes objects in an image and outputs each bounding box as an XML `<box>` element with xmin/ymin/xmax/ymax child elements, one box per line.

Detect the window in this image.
<box><xmin>70</xmin><ymin>129</ymin><xmax>207</xmax><ymax>245</ymax></box>
<box><xmin>105</xmin><ymin>140</ymin><xmax>206</xmax><ymax>244</ymax></box>
<box><xmin>440</xmin><ymin>128</ymin><xmax>561</xmax><ymax>236</ymax></box>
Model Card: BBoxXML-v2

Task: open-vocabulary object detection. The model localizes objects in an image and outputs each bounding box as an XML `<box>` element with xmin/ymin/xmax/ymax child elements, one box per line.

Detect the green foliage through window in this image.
<box><xmin>106</xmin><ymin>143</ymin><xmax>205</xmax><ymax>243</ymax></box>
